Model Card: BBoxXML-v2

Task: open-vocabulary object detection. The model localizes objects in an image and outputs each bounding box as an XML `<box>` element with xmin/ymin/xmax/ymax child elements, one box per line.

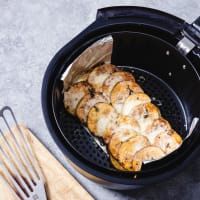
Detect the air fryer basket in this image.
<box><xmin>42</xmin><ymin>7</ymin><xmax>200</xmax><ymax>189</ymax></box>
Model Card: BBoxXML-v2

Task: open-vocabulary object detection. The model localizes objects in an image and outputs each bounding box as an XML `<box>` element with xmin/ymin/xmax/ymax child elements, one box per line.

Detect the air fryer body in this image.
<box><xmin>42</xmin><ymin>7</ymin><xmax>200</xmax><ymax>189</ymax></box>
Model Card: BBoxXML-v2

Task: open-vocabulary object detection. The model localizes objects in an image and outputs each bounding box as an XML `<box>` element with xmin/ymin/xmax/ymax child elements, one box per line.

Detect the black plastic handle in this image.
<box><xmin>183</xmin><ymin>16</ymin><xmax>200</xmax><ymax>47</ymax></box>
<box><xmin>97</xmin><ymin>7</ymin><xmax>200</xmax><ymax>47</ymax></box>
<box><xmin>96</xmin><ymin>6</ymin><xmax>184</xmax><ymax>35</ymax></box>
<box><xmin>97</xmin><ymin>6</ymin><xmax>182</xmax><ymax>22</ymax></box>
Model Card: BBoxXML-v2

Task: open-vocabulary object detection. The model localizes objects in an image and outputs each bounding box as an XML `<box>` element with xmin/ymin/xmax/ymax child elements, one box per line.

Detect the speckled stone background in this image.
<box><xmin>0</xmin><ymin>1</ymin><xmax>199</xmax><ymax>199</ymax></box>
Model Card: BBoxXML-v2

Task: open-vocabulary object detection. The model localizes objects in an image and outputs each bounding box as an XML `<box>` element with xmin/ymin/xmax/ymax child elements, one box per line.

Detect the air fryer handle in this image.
<box><xmin>176</xmin><ymin>16</ymin><xmax>200</xmax><ymax>56</ymax></box>
<box><xmin>97</xmin><ymin>6</ymin><xmax>180</xmax><ymax>20</ymax></box>
<box><xmin>97</xmin><ymin>6</ymin><xmax>148</xmax><ymax>19</ymax></box>
<box><xmin>183</xmin><ymin>16</ymin><xmax>200</xmax><ymax>46</ymax></box>
<box><xmin>96</xmin><ymin>6</ymin><xmax>185</xmax><ymax>35</ymax></box>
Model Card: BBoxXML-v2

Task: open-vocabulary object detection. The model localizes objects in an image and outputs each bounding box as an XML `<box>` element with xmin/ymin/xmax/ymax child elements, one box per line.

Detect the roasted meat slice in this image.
<box><xmin>118</xmin><ymin>135</ymin><xmax>150</xmax><ymax>170</ymax></box>
<box><xmin>109</xmin><ymin>132</ymin><xmax>138</xmax><ymax>160</ymax></box>
<box><xmin>88</xmin><ymin>64</ymin><xmax>118</xmax><ymax>92</ymax></box>
<box><xmin>87</xmin><ymin>103</ymin><xmax>118</xmax><ymax>137</ymax></box>
<box><xmin>111</xmin><ymin>80</ymin><xmax>143</xmax><ymax>113</ymax></box>
<box><xmin>154</xmin><ymin>130</ymin><xmax>182</xmax><ymax>154</ymax></box>
<box><xmin>64</xmin><ymin>82</ymin><xmax>92</xmax><ymax>115</ymax></box>
<box><xmin>76</xmin><ymin>92</ymin><xmax>107</xmax><ymax>123</ymax></box>
<box><xmin>102</xmin><ymin>71</ymin><xmax>135</xmax><ymax>100</ymax></box>
<box><xmin>122</xmin><ymin>93</ymin><xmax>151</xmax><ymax>116</ymax></box>
<box><xmin>129</xmin><ymin>103</ymin><xmax>161</xmax><ymax>132</ymax></box>
<box><xmin>105</xmin><ymin>115</ymin><xmax>140</xmax><ymax>144</ymax></box>
<box><xmin>110</xmin><ymin>155</ymin><xmax>126</xmax><ymax>171</ymax></box>
<box><xmin>132</xmin><ymin>146</ymin><xmax>165</xmax><ymax>171</ymax></box>
<box><xmin>144</xmin><ymin>118</ymin><xmax>171</xmax><ymax>144</ymax></box>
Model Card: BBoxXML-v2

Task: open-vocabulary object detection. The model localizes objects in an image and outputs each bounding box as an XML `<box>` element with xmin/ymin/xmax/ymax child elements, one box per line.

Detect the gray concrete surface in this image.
<box><xmin>0</xmin><ymin>0</ymin><xmax>199</xmax><ymax>199</ymax></box>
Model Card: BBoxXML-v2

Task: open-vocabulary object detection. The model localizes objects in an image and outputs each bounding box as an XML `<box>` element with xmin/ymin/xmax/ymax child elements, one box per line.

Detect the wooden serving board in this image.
<box><xmin>0</xmin><ymin>126</ymin><xmax>94</xmax><ymax>200</ymax></box>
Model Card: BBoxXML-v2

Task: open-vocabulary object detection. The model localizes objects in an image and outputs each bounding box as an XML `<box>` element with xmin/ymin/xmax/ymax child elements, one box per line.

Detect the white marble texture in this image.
<box><xmin>0</xmin><ymin>0</ymin><xmax>199</xmax><ymax>199</ymax></box>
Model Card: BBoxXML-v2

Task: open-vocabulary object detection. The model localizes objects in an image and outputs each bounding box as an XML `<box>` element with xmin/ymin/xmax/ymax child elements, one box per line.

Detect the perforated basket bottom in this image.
<box><xmin>58</xmin><ymin>66</ymin><xmax>187</xmax><ymax>170</ymax></box>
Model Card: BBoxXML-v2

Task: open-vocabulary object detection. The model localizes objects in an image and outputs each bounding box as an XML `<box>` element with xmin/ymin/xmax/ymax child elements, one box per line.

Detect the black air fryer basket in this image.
<box><xmin>42</xmin><ymin>7</ymin><xmax>200</xmax><ymax>189</ymax></box>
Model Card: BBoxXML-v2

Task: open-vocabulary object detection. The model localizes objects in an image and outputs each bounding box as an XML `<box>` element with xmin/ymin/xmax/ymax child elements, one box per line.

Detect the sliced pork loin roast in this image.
<box><xmin>63</xmin><ymin>63</ymin><xmax>183</xmax><ymax>172</ymax></box>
